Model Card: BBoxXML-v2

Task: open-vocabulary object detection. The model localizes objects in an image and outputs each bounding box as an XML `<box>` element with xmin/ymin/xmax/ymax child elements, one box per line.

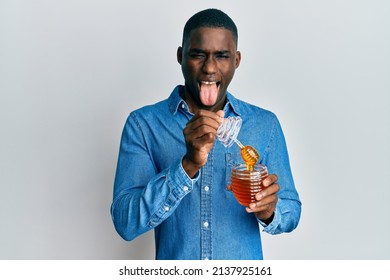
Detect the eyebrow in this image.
<box><xmin>189</xmin><ymin>48</ymin><xmax>231</xmax><ymax>54</ymax></box>
<box><xmin>216</xmin><ymin>50</ymin><xmax>231</xmax><ymax>55</ymax></box>
<box><xmin>189</xmin><ymin>48</ymin><xmax>206</xmax><ymax>53</ymax></box>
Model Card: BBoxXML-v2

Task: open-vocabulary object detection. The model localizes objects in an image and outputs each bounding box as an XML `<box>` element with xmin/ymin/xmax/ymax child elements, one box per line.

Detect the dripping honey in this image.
<box><xmin>240</xmin><ymin>145</ymin><xmax>259</xmax><ymax>170</ymax></box>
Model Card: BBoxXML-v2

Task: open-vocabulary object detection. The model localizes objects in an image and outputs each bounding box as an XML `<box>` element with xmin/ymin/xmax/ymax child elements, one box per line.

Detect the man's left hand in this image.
<box><xmin>246</xmin><ymin>174</ymin><xmax>279</xmax><ymax>223</ymax></box>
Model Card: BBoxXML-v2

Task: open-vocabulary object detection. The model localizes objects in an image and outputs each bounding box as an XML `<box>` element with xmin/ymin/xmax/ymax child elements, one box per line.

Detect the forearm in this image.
<box><xmin>111</xmin><ymin>159</ymin><xmax>198</xmax><ymax>241</ymax></box>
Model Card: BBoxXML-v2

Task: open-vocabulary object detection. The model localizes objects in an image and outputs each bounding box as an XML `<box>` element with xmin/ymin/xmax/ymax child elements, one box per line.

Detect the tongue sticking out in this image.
<box><xmin>199</xmin><ymin>82</ymin><xmax>219</xmax><ymax>106</ymax></box>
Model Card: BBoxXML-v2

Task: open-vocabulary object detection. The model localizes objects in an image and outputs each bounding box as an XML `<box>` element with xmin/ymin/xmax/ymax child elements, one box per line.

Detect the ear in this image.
<box><xmin>235</xmin><ymin>51</ymin><xmax>241</xmax><ymax>69</ymax></box>
<box><xmin>177</xmin><ymin>46</ymin><xmax>183</xmax><ymax>65</ymax></box>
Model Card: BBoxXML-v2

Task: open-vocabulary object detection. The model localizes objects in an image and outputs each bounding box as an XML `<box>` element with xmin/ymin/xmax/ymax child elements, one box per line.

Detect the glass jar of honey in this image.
<box><xmin>230</xmin><ymin>163</ymin><xmax>268</xmax><ymax>206</ymax></box>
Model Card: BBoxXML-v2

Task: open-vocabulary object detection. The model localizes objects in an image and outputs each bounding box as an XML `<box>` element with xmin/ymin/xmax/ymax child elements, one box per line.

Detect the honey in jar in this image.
<box><xmin>230</xmin><ymin>163</ymin><xmax>268</xmax><ymax>206</ymax></box>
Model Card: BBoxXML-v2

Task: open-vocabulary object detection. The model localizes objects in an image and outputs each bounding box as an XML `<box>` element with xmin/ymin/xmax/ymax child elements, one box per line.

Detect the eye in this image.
<box><xmin>190</xmin><ymin>53</ymin><xmax>206</xmax><ymax>59</ymax></box>
<box><xmin>216</xmin><ymin>53</ymin><xmax>230</xmax><ymax>59</ymax></box>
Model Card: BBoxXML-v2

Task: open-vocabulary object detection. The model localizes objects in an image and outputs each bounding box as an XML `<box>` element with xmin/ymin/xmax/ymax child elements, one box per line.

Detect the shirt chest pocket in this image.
<box><xmin>225</xmin><ymin>153</ymin><xmax>242</xmax><ymax>188</ymax></box>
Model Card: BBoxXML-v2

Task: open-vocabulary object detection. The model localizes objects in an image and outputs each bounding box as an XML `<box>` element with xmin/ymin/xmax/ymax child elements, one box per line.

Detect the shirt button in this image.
<box><xmin>181</xmin><ymin>103</ymin><xmax>185</xmax><ymax>109</ymax></box>
<box><xmin>204</xmin><ymin>186</ymin><xmax>209</xmax><ymax>192</ymax></box>
<box><xmin>183</xmin><ymin>186</ymin><xmax>189</xmax><ymax>192</ymax></box>
<box><xmin>203</xmin><ymin>221</ymin><xmax>209</xmax><ymax>228</ymax></box>
<box><xmin>164</xmin><ymin>206</ymin><xmax>170</xmax><ymax>211</ymax></box>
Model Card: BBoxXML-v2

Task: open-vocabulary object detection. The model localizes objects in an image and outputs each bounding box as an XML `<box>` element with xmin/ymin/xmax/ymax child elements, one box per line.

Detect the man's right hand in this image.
<box><xmin>182</xmin><ymin>109</ymin><xmax>224</xmax><ymax>178</ymax></box>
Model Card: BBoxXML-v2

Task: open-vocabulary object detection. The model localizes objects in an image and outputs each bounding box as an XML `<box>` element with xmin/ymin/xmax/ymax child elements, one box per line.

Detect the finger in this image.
<box><xmin>187</xmin><ymin>110</ymin><xmax>224</xmax><ymax>128</ymax></box>
<box><xmin>255</xmin><ymin>183</ymin><xmax>279</xmax><ymax>200</ymax></box>
<box><xmin>197</xmin><ymin>109</ymin><xmax>224</xmax><ymax>121</ymax></box>
<box><xmin>185</xmin><ymin>119</ymin><xmax>220</xmax><ymax>137</ymax></box>
<box><xmin>246</xmin><ymin>195</ymin><xmax>278</xmax><ymax>213</ymax></box>
<box><xmin>187</xmin><ymin>109</ymin><xmax>220</xmax><ymax>122</ymax></box>
<box><xmin>184</xmin><ymin>125</ymin><xmax>218</xmax><ymax>143</ymax></box>
<box><xmin>249</xmin><ymin>194</ymin><xmax>278</xmax><ymax>209</ymax></box>
<box><xmin>263</xmin><ymin>174</ymin><xmax>278</xmax><ymax>187</ymax></box>
<box><xmin>246</xmin><ymin>203</ymin><xmax>275</xmax><ymax>214</ymax></box>
<box><xmin>216</xmin><ymin>110</ymin><xmax>224</xmax><ymax>119</ymax></box>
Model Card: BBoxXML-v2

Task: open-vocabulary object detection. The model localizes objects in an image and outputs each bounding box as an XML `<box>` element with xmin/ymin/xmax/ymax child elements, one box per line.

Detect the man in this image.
<box><xmin>111</xmin><ymin>8</ymin><xmax>301</xmax><ymax>260</ymax></box>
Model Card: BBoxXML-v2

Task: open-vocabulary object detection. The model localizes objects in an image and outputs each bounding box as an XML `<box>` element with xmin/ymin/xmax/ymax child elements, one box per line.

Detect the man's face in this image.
<box><xmin>177</xmin><ymin>27</ymin><xmax>241</xmax><ymax>112</ymax></box>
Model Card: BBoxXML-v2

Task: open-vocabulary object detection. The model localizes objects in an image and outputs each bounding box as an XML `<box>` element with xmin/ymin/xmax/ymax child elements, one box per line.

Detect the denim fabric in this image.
<box><xmin>111</xmin><ymin>85</ymin><xmax>301</xmax><ymax>260</ymax></box>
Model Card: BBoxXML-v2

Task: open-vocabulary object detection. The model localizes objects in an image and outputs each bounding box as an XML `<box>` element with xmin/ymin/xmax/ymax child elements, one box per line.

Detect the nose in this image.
<box><xmin>202</xmin><ymin>56</ymin><xmax>217</xmax><ymax>74</ymax></box>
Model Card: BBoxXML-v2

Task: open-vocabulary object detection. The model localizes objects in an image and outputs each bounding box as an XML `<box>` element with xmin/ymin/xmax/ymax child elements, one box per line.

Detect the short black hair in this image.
<box><xmin>182</xmin><ymin>8</ymin><xmax>238</xmax><ymax>47</ymax></box>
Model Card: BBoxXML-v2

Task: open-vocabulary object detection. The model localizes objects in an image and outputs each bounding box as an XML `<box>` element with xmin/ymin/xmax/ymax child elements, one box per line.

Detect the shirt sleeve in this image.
<box><xmin>110</xmin><ymin>113</ymin><xmax>199</xmax><ymax>241</ymax></box>
<box><xmin>259</xmin><ymin>115</ymin><xmax>302</xmax><ymax>234</ymax></box>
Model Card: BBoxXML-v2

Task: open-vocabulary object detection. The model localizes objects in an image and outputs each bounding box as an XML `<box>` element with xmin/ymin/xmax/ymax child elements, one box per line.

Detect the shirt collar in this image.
<box><xmin>224</xmin><ymin>91</ymin><xmax>242</xmax><ymax>116</ymax></box>
<box><xmin>168</xmin><ymin>85</ymin><xmax>241</xmax><ymax>116</ymax></box>
<box><xmin>168</xmin><ymin>85</ymin><xmax>187</xmax><ymax>115</ymax></box>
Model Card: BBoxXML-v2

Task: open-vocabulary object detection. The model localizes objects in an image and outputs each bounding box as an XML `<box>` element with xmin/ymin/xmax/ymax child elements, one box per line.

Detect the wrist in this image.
<box><xmin>257</xmin><ymin>212</ymin><xmax>275</xmax><ymax>225</ymax></box>
<box><xmin>182</xmin><ymin>156</ymin><xmax>202</xmax><ymax>178</ymax></box>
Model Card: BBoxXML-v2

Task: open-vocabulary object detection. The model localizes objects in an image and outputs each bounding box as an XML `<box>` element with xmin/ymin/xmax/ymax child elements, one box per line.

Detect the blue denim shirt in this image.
<box><xmin>111</xmin><ymin>85</ymin><xmax>301</xmax><ymax>260</ymax></box>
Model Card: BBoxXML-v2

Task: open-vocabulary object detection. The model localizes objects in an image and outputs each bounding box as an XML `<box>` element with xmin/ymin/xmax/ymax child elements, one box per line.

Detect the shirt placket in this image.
<box><xmin>200</xmin><ymin>151</ymin><xmax>213</xmax><ymax>260</ymax></box>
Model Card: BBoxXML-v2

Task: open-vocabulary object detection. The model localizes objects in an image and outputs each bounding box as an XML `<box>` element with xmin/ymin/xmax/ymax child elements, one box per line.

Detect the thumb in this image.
<box><xmin>216</xmin><ymin>110</ymin><xmax>225</xmax><ymax>119</ymax></box>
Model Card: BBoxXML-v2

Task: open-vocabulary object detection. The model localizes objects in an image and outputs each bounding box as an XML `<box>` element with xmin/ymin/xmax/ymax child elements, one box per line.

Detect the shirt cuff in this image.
<box><xmin>168</xmin><ymin>158</ymin><xmax>200</xmax><ymax>199</ymax></box>
<box><xmin>148</xmin><ymin>160</ymin><xmax>200</xmax><ymax>227</ymax></box>
<box><xmin>257</xmin><ymin>208</ymin><xmax>281</xmax><ymax>233</ymax></box>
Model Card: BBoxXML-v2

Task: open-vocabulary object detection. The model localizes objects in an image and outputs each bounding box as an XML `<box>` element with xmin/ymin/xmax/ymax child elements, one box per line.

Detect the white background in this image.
<box><xmin>1</xmin><ymin>0</ymin><xmax>389</xmax><ymax>259</ymax></box>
